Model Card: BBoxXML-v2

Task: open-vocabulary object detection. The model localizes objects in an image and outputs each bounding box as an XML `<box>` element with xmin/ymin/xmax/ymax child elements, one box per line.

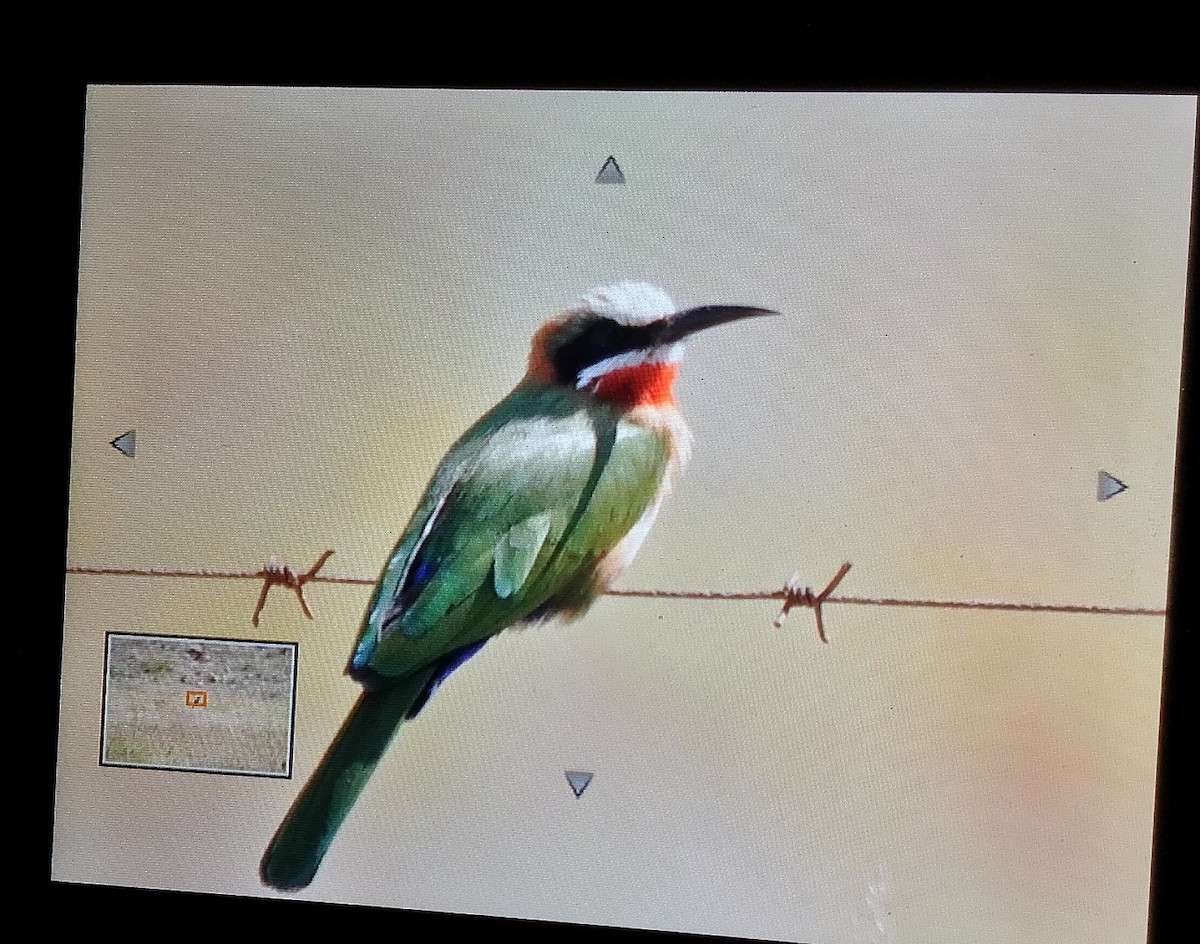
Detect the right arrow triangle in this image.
<box><xmin>595</xmin><ymin>156</ymin><xmax>625</xmax><ymax>184</ymax></box>
<box><xmin>565</xmin><ymin>770</ymin><xmax>593</xmax><ymax>797</ymax></box>
<box><xmin>1097</xmin><ymin>471</ymin><xmax>1127</xmax><ymax>501</ymax></box>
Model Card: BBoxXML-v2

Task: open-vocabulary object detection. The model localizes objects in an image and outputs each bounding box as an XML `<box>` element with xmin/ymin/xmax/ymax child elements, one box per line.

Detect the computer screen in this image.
<box><xmin>53</xmin><ymin>87</ymin><xmax>1195</xmax><ymax>943</ymax></box>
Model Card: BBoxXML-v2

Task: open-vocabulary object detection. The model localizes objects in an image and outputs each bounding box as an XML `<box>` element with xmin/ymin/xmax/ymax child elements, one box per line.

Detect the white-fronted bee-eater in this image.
<box><xmin>260</xmin><ymin>281</ymin><xmax>777</xmax><ymax>890</ymax></box>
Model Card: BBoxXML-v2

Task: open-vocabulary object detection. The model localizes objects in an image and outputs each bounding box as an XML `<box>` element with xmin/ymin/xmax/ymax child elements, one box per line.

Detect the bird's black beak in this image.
<box><xmin>653</xmin><ymin>305</ymin><xmax>780</xmax><ymax>345</ymax></box>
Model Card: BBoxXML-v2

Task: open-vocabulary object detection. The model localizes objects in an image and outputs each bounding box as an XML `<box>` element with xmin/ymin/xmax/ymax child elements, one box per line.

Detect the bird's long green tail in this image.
<box><xmin>260</xmin><ymin>669</ymin><xmax>436</xmax><ymax>891</ymax></box>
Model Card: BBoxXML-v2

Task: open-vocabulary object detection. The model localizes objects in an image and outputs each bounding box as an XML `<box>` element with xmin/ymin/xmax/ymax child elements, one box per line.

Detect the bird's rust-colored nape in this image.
<box><xmin>524</xmin><ymin>316</ymin><xmax>568</xmax><ymax>385</ymax></box>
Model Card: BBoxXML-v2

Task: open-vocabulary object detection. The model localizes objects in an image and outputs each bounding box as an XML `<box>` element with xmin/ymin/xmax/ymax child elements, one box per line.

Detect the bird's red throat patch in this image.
<box><xmin>590</xmin><ymin>361</ymin><xmax>679</xmax><ymax>407</ymax></box>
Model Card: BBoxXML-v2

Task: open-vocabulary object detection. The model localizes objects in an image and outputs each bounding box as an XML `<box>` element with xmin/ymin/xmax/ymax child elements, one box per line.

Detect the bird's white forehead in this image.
<box><xmin>572</xmin><ymin>281</ymin><xmax>676</xmax><ymax>326</ymax></box>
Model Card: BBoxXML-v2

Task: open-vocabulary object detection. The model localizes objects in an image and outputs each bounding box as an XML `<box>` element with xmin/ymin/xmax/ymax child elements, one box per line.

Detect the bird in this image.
<box><xmin>259</xmin><ymin>281</ymin><xmax>777</xmax><ymax>890</ymax></box>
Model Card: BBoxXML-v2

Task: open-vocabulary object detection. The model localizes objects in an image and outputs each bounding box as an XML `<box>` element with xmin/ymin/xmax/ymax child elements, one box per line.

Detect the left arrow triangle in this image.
<box><xmin>111</xmin><ymin>430</ymin><xmax>136</xmax><ymax>458</ymax></box>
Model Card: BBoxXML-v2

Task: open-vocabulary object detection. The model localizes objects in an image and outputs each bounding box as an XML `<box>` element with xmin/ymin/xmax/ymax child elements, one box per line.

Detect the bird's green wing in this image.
<box><xmin>349</xmin><ymin>385</ymin><xmax>670</xmax><ymax>681</ymax></box>
<box><xmin>493</xmin><ymin>511</ymin><xmax>554</xmax><ymax>598</ymax></box>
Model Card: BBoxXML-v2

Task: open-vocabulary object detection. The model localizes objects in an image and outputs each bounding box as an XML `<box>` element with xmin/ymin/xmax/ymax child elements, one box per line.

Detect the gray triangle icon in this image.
<box><xmin>565</xmin><ymin>770</ymin><xmax>593</xmax><ymax>797</ymax></box>
<box><xmin>111</xmin><ymin>430</ymin><xmax>136</xmax><ymax>458</ymax></box>
<box><xmin>595</xmin><ymin>156</ymin><xmax>625</xmax><ymax>184</ymax></box>
<box><xmin>1097</xmin><ymin>470</ymin><xmax>1127</xmax><ymax>501</ymax></box>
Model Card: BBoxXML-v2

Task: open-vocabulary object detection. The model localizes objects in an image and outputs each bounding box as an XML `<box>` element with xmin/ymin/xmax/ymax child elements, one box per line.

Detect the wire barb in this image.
<box><xmin>251</xmin><ymin>550</ymin><xmax>335</xmax><ymax>627</ymax></box>
<box><xmin>773</xmin><ymin>562</ymin><xmax>853</xmax><ymax>642</ymax></box>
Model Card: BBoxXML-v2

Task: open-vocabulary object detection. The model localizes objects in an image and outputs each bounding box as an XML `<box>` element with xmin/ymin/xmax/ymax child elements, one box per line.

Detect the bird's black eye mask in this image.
<box><xmin>549</xmin><ymin>315</ymin><xmax>666</xmax><ymax>386</ymax></box>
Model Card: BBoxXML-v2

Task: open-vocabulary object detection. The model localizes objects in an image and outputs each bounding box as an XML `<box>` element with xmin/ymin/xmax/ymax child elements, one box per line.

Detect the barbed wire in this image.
<box><xmin>65</xmin><ymin>551</ymin><xmax>1167</xmax><ymax>643</ymax></box>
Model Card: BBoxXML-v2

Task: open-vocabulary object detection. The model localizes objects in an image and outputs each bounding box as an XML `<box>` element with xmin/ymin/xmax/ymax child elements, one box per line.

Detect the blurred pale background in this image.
<box><xmin>55</xmin><ymin>88</ymin><xmax>1193</xmax><ymax>943</ymax></box>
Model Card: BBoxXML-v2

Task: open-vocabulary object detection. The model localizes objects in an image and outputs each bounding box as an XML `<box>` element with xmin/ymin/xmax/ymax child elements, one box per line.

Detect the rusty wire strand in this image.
<box><xmin>65</xmin><ymin>551</ymin><xmax>1167</xmax><ymax>641</ymax></box>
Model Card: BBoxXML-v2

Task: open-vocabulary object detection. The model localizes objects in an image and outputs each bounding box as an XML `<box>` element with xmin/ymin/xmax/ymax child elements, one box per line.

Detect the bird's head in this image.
<box><xmin>526</xmin><ymin>282</ymin><xmax>777</xmax><ymax>407</ymax></box>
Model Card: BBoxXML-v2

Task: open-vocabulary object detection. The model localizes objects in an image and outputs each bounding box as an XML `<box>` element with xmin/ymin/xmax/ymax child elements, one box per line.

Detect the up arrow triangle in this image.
<box><xmin>111</xmin><ymin>430</ymin><xmax>136</xmax><ymax>458</ymax></box>
<box><xmin>565</xmin><ymin>770</ymin><xmax>594</xmax><ymax>797</ymax></box>
<box><xmin>595</xmin><ymin>156</ymin><xmax>625</xmax><ymax>184</ymax></box>
<box><xmin>1097</xmin><ymin>470</ymin><xmax>1127</xmax><ymax>501</ymax></box>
